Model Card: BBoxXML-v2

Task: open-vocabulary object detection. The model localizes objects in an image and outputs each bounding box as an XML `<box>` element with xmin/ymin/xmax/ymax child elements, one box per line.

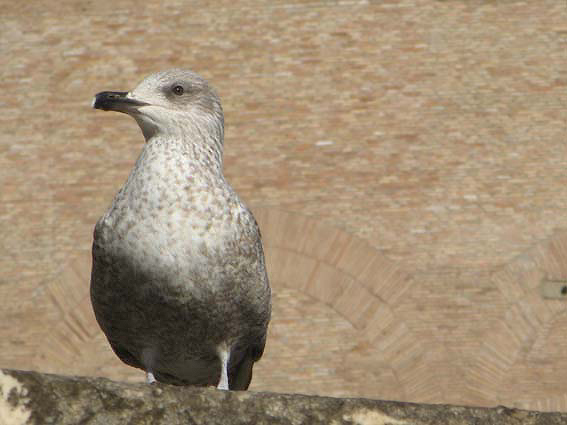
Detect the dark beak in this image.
<box><xmin>92</xmin><ymin>91</ymin><xmax>149</xmax><ymax>112</ymax></box>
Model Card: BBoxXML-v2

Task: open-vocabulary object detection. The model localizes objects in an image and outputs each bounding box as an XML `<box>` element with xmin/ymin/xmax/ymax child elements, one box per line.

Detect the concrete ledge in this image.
<box><xmin>1</xmin><ymin>368</ymin><xmax>565</xmax><ymax>425</ymax></box>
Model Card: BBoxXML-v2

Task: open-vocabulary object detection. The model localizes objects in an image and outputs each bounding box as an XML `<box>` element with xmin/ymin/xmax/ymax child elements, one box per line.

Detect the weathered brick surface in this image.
<box><xmin>1</xmin><ymin>0</ymin><xmax>566</xmax><ymax>412</ymax></box>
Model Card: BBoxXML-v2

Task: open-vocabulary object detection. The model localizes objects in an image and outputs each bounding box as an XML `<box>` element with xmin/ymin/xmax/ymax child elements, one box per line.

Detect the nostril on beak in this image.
<box><xmin>107</xmin><ymin>92</ymin><xmax>128</xmax><ymax>99</ymax></box>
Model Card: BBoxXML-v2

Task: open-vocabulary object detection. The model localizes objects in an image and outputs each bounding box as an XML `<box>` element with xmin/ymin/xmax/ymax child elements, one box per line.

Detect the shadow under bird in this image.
<box><xmin>90</xmin><ymin>69</ymin><xmax>271</xmax><ymax>390</ymax></box>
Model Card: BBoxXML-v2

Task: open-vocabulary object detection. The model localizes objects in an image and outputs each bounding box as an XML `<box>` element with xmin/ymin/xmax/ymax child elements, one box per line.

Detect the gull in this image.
<box><xmin>90</xmin><ymin>69</ymin><xmax>271</xmax><ymax>390</ymax></box>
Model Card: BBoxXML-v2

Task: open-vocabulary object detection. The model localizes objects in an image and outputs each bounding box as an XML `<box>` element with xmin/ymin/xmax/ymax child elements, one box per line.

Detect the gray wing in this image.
<box><xmin>228</xmin><ymin>208</ymin><xmax>271</xmax><ymax>391</ymax></box>
<box><xmin>228</xmin><ymin>336</ymin><xmax>267</xmax><ymax>390</ymax></box>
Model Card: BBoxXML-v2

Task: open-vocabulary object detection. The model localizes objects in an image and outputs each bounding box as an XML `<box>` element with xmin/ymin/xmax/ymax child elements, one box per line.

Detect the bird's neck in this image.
<box><xmin>143</xmin><ymin>113</ymin><xmax>224</xmax><ymax>173</ymax></box>
<box><xmin>144</xmin><ymin>132</ymin><xmax>224</xmax><ymax>177</ymax></box>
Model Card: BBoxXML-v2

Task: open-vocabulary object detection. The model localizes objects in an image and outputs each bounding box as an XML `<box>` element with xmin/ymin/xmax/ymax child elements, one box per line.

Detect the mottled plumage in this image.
<box><xmin>90</xmin><ymin>69</ymin><xmax>271</xmax><ymax>390</ymax></box>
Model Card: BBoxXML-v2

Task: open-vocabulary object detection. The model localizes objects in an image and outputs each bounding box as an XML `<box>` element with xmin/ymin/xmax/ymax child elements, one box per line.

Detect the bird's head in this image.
<box><xmin>93</xmin><ymin>69</ymin><xmax>224</xmax><ymax>148</ymax></box>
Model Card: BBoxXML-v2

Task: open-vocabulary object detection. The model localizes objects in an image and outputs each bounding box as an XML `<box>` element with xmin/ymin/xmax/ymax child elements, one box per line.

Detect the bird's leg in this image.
<box><xmin>142</xmin><ymin>347</ymin><xmax>157</xmax><ymax>384</ymax></box>
<box><xmin>217</xmin><ymin>345</ymin><xmax>230</xmax><ymax>390</ymax></box>
<box><xmin>146</xmin><ymin>371</ymin><xmax>156</xmax><ymax>384</ymax></box>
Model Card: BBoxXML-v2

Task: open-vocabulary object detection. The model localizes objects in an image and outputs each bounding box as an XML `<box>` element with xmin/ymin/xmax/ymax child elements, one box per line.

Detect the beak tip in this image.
<box><xmin>92</xmin><ymin>91</ymin><xmax>114</xmax><ymax>111</ymax></box>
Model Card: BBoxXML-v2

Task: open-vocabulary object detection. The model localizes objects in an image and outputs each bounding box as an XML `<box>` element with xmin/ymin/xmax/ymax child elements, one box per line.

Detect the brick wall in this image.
<box><xmin>1</xmin><ymin>0</ymin><xmax>566</xmax><ymax>411</ymax></box>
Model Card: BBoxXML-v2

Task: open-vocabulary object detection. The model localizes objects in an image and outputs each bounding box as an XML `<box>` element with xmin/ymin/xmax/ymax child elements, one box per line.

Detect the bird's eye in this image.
<box><xmin>172</xmin><ymin>85</ymin><xmax>184</xmax><ymax>96</ymax></box>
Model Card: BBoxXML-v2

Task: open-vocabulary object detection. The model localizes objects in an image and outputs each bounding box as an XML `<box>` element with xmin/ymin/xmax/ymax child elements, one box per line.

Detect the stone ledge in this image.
<box><xmin>0</xmin><ymin>368</ymin><xmax>565</xmax><ymax>425</ymax></box>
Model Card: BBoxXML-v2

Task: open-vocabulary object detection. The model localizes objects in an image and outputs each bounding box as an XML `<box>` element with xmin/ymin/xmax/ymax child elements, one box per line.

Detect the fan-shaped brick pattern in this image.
<box><xmin>252</xmin><ymin>208</ymin><xmax>440</xmax><ymax>401</ymax></box>
<box><xmin>466</xmin><ymin>231</ymin><xmax>567</xmax><ymax>411</ymax></box>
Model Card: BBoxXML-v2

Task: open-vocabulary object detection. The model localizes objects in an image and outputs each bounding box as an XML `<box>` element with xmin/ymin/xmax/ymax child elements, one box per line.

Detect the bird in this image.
<box><xmin>90</xmin><ymin>69</ymin><xmax>271</xmax><ymax>391</ymax></box>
